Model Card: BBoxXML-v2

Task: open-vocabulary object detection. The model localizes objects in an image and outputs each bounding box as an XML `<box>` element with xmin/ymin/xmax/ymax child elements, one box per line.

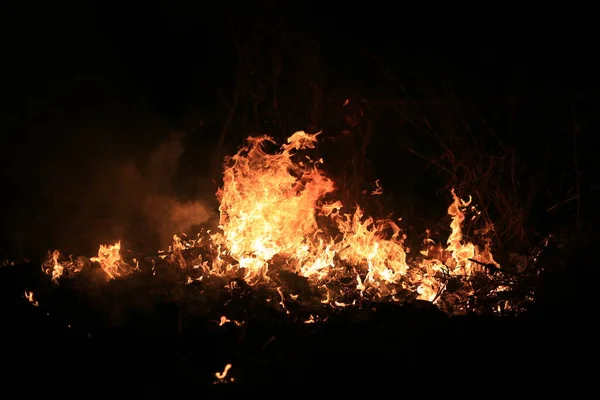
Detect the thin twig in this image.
<box><xmin>571</xmin><ymin>102</ymin><xmax>581</xmax><ymax>231</ymax></box>
<box><xmin>228</xmin><ymin>12</ymin><xmax>260</xmax><ymax>130</ymax></box>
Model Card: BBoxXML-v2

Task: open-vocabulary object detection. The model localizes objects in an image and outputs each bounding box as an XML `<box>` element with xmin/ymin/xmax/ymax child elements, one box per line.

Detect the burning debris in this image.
<box><xmin>37</xmin><ymin>131</ymin><xmax>540</xmax><ymax>319</ymax></box>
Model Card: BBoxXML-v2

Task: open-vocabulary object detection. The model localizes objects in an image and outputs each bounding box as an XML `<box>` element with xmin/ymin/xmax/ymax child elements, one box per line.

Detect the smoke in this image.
<box><xmin>103</xmin><ymin>131</ymin><xmax>215</xmax><ymax>252</ymax></box>
<box><xmin>3</xmin><ymin>128</ymin><xmax>216</xmax><ymax>258</ymax></box>
<box><xmin>138</xmin><ymin>130</ymin><xmax>214</xmax><ymax>248</ymax></box>
<box><xmin>0</xmin><ymin>69</ymin><xmax>222</xmax><ymax>260</ymax></box>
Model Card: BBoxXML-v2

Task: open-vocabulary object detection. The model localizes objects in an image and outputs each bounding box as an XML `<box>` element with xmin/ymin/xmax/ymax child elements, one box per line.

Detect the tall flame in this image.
<box><xmin>215</xmin><ymin>132</ymin><xmax>337</xmax><ymax>281</ymax></box>
<box><xmin>212</xmin><ymin>131</ymin><xmax>496</xmax><ymax>295</ymax></box>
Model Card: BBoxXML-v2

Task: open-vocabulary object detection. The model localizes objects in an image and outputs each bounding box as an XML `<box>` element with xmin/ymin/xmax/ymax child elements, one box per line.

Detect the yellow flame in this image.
<box><xmin>43</xmin><ymin>131</ymin><xmax>498</xmax><ymax>306</ymax></box>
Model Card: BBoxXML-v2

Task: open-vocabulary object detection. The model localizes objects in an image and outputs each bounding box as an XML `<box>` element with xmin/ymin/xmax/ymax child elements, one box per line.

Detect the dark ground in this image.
<box><xmin>1</xmin><ymin>251</ymin><xmax>597</xmax><ymax>395</ymax></box>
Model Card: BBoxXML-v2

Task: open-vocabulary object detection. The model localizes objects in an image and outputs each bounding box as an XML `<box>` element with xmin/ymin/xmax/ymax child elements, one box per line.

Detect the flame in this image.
<box><xmin>42</xmin><ymin>249</ymin><xmax>83</xmax><ymax>283</ymax></box>
<box><xmin>211</xmin><ymin>131</ymin><xmax>497</xmax><ymax>296</ymax></box>
<box><xmin>24</xmin><ymin>291</ymin><xmax>39</xmax><ymax>306</ymax></box>
<box><xmin>41</xmin><ymin>131</ymin><xmax>499</xmax><ymax>310</ymax></box>
<box><xmin>214</xmin><ymin>131</ymin><xmax>337</xmax><ymax>282</ymax></box>
<box><xmin>217</xmin><ymin>316</ymin><xmax>243</xmax><ymax>326</ymax></box>
<box><xmin>212</xmin><ymin>131</ymin><xmax>415</xmax><ymax>288</ymax></box>
<box><xmin>214</xmin><ymin>363</ymin><xmax>234</xmax><ymax>384</ymax></box>
<box><xmin>89</xmin><ymin>241</ymin><xmax>135</xmax><ymax>280</ymax></box>
<box><xmin>43</xmin><ymin>241</ymin><xmax>136</xmax><ymax>282</ymax></box>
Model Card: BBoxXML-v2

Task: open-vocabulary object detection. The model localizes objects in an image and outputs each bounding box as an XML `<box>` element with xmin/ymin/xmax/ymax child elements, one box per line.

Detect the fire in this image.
<box><xmin>214</xmin><ymin>131</ymin><xmax>337</xmax><ymax>282</ymax></box>
<box><xmin>43</xmin><ymin>241</ymin><xmax>136</xmax><ymax>282</ymax></box>
<box><xmin>214</xmin><ymin>363</ymin><xmax>234</xmax><ymax>384</ymax></box>
<box><xmin>212</xmin><ymin>131</ymin><xmax>497</xmax><ymax>298</ymax></box>
<box><xmin>89</xmin><ymin>241</ymin><xmax>135</xmax><ymax>280</ymax></box>
<box><xmin>25</xmin><ymin>291</ymin><xmax>39</xmax><ymax>306</ymax></box>
<box><xmin>217</xmin><ymin>316</ymin><xmax>243</xmax><ymax>326</ymax></box>
<box><xmin>213</xmin><ymin>131</ymin><xmax>414</xmax><ymax>288</ymax></box>
<box><xmin>41</xmin><ymin>131</ymin><xmax>499</xmax><ymax>310</ymax></box>
<box><xmin>42</xmin><ymin>249</ymin><xmax>83</xmax><ymax>283</ymax></box>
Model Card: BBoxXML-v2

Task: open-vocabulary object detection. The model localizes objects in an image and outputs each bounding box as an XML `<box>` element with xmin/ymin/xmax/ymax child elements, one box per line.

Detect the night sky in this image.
<box><xmin>1</xmin><ymin>1</ymin><xmax>598</xmax><ymax>259</ymax></box>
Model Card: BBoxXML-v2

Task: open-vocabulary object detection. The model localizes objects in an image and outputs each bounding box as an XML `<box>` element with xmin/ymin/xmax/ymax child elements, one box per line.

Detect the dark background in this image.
<box><xmin>1</xmin><ymin>1</ymin><xmax>598</xmax><ymax>260</ymax></box>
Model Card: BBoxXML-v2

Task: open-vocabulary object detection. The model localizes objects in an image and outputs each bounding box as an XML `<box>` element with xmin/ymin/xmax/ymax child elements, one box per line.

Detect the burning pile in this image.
<box><xmin>40</xmin><ymin>131</ymin><xmax>535</xmax><ymax>316</ymax></box>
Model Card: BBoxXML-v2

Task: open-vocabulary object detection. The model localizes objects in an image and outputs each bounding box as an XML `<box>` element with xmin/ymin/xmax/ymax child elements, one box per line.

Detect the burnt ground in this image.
<box><xmin>1</xmin><ymin>255</ymin><xmax>597</xmax><ymax>397</ymax></box>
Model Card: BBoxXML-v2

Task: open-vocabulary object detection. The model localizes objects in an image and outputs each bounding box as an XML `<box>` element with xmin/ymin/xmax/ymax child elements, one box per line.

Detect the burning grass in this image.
<box><xmin>34</xmin><ymin>131</ymin><xmax>542</xmax><ymax>321</ymax></box>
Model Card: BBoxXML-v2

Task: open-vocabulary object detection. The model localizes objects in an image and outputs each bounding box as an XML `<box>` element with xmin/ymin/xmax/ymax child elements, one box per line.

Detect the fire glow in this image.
<box><xmin>42</xmin><ymin>131</ymin><xmax>503</xmax><ymax>311</ymax></box>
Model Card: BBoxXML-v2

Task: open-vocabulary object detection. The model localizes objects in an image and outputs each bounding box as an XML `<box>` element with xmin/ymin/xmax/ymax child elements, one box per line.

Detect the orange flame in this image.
<box><xmin>90</xmin><ymin>241</ymin><xmax>135</xmax><ymax>280</ymax></box>
<box><xmin>43</xmin><ymin>131</ymin><xmax>498</xmax><ymax>307</ymax></box>
<box><xmin>211</xmin><ymin>131</ymin><xmax>497</xmax><ymax>299</ymax></box>
<box><xmin>214</xmin><ymin>131</ymin><xmax>337</xmax><ymax>281</ymax></box>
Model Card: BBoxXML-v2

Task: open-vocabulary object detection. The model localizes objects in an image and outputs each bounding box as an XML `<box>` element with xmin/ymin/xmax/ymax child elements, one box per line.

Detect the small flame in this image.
<box><xmin>42</xmin><ymin>250</ymin><xmax>83</xmax><ymax>283</ymax></box>
<box><xmin>24</xmin><ymin>291</ymin><xmax>38</xmax><ymax>307</ymax></box>
<box><xmin>90</xmin><ymin>241</ymin><xmax>135</xmax><ymax>280</ymax></box>
<box><xmin>214</xmin><ymin>363</ymin><xmax>234</xmax><ymax>384</ymax></box>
